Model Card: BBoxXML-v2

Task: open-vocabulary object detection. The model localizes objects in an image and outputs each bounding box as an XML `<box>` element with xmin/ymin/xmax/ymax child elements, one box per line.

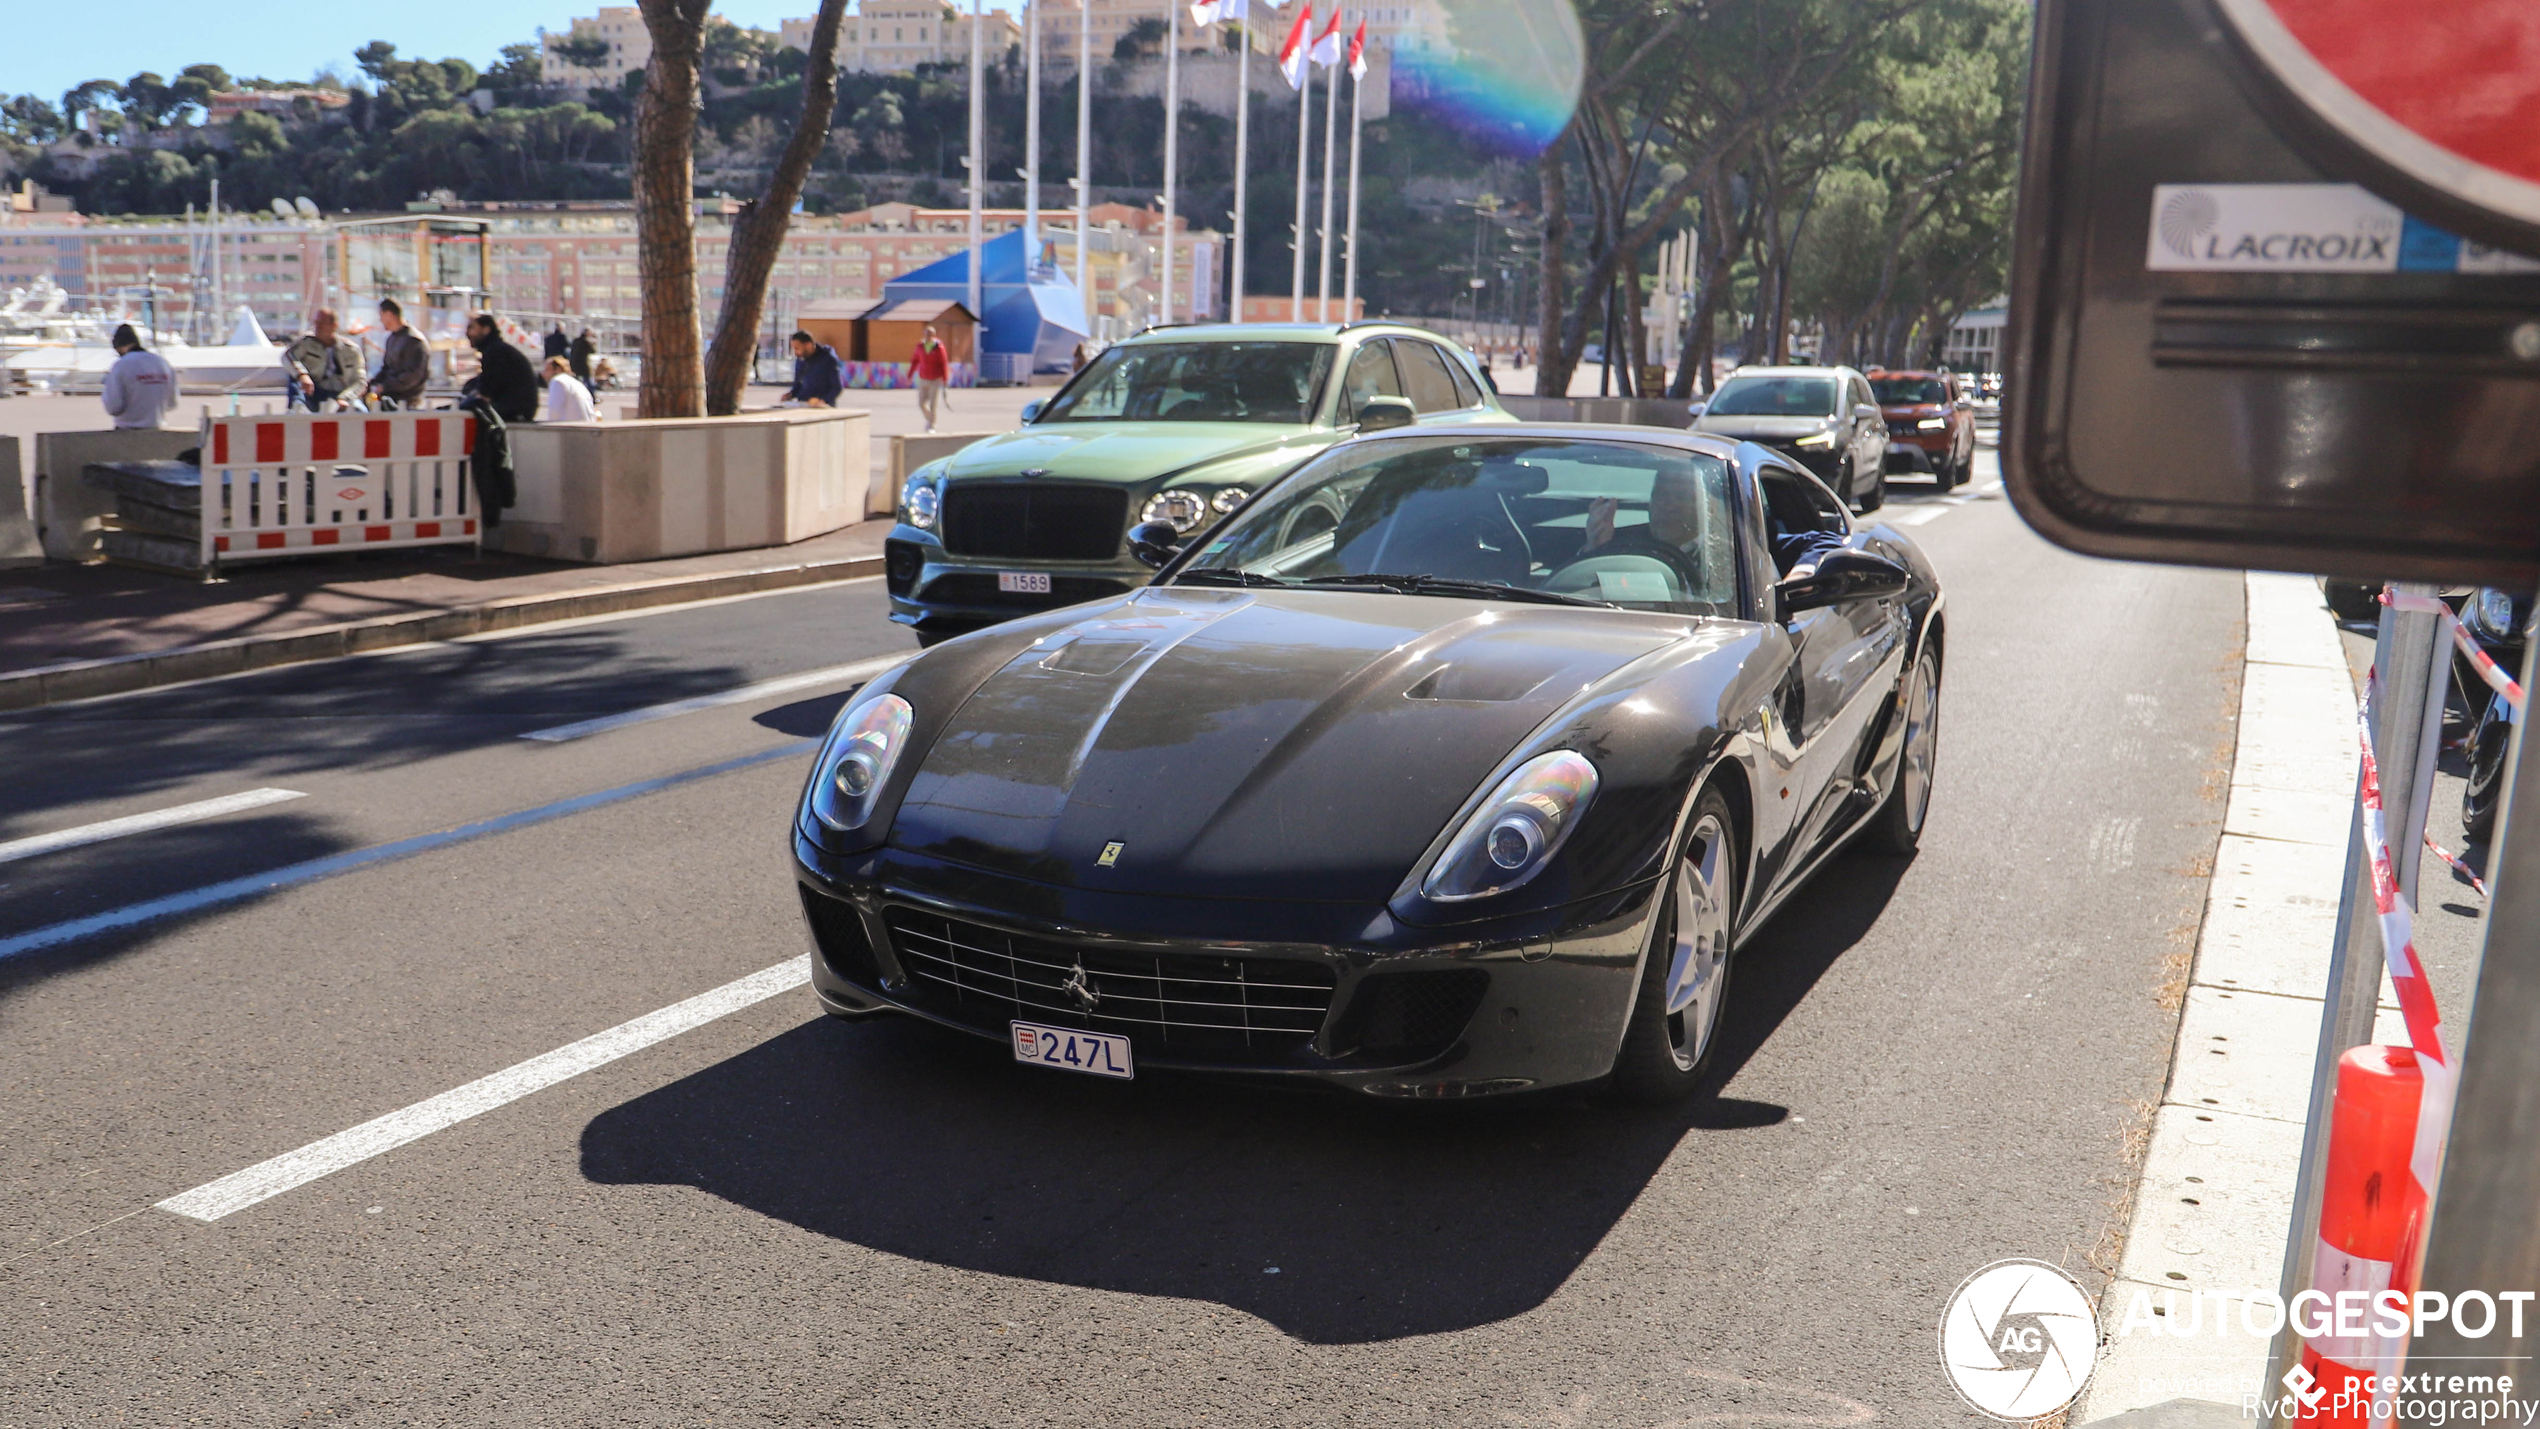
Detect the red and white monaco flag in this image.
<box><xmin>1190</xmin><ymin>0</ymin><xmax>1246</xmax><ymax>27</ymax></box>
<box><xmin>1278</xmin><ymin>4</ymin><xmax>1314</xmax><ymax>88</ymax></box>
<box><xmin>1310</xmin><ymin>6</ymin><xmax>1345</xmax><ymax>66</ymax></box>
<box><xmin>1347</xmin><ymin>17</ymin><xmax>1367</xmax><ymax>80</ymax></box>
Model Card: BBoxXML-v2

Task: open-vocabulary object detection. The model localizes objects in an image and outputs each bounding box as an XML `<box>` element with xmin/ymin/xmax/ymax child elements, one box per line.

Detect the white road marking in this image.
<box><xmin>0</xmin><ymin>788</ymin><xmax>306</xmax><ymax>866</ymax></box>
<box><xmin>521</xmin><ymin>652</ymin><xmax>911</xmax><ymax>743</ymax></box>
<box><xmin>158</xmin><ymin>957</ymin><xmax>811</xmax><ymax>1223</ymax></box>
<box><xmin>1884</xmin><ymin>479</ymin><xmax>2005</xmax><ymax>526</ymax></box>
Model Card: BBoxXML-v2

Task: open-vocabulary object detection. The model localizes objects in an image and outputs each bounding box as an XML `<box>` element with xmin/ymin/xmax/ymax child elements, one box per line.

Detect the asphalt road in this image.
<box><xmin>0</xmin><ymin>458</ymin><xmax>2247</xmax><ymax>1427</ymax></box>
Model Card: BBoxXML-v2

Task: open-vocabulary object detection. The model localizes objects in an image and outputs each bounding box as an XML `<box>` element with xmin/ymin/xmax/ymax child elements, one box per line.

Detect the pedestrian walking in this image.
<box><xmin>568</xmin><ymin>328</ymin><xmax>596</xmax><ymax>383</ymax></box>
<box><xmin>461</xmin><ymin>312</ymin><xmax>542</xmax><ymax>423</ymax></box>
<box><xmin>543</xmin><ymin>324</ymin><xmax>570</xmax><ymax>363</ymax></box>
<box><xmin>366</xmin><ymin>299</ymin><xmax>429</xmax><ymax>409</ymax></box>
<box><xmin>783</xmin><ymin>330</ymin><xmax>843</xmax><ymax>408</ymax></box>
<box><xmin>542</xmin><ymin>356</ymin><xmax>597</xmax><ymax>423</ymax></box>
<box><xmin>912</xmin><ymin>324</ymin><xmax>951</xmax><ymax>432</ymax></box>
<box><xmin>100</xmin><ymin>323</ymin><xmax>179</xmax><ymax>428</ymax></box>
<box><xmin>283</xmin><ymin>308</ymin><xmax>364</xmax><ymax>412</ymax></box>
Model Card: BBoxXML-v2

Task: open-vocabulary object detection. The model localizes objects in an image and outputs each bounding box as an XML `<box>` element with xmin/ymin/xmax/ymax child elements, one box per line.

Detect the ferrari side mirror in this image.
<box><xmin>1775</xmin><ymin>548</ymin><xmax>1910</xmax><ymax>621</ymax></box>
<box><xmin>1019</xmin><ymin>399</ymin><xmax>1045</xmax><ymax>424</ymax></box>
<box><xmin>1128</xmin><ymin>520</ymin><xmax>1185</xmax><ymax>569</ymax></box>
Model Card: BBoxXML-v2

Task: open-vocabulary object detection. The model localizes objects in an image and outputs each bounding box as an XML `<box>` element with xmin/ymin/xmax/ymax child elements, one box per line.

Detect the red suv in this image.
<box><xmin>1868</xmin><ymin>369</ymin><xmax>1977</xmax><ymax>490</ymax></box>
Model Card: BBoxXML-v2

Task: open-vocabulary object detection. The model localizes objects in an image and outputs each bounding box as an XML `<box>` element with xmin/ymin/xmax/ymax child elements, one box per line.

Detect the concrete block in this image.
<box><xmin>505</xmin><ymin>407</ymin><xmax>868</xmax><ymax>563</ymax></box>
<box><xmin>882</xmin><ymin>431</ymin><xmax>999</xmax><ymax>518</ymax></box>
<box><xmin>2170</xmin><ymin>987</ymin><xmax>2332</xmax><ymax>1124</ymax></box>
<box><xmin>2222</xmin><ymin>784</ymin><xmax>2354</xmax><ymax>847</ymax></box>
<box><xmin>0</xmin><ymin>437</ymin><xmax>36</xmax><ymax>567</ymax></box>
<box><xmin>2117</xmin><ymin>1104</ymin><xmax>2305</xmax><ymax>1294</ymax></box>
<box><xmin>36</xmin><ymin>427</ymin><xmax>197</xmax><ymax>560</ymax></box>
<box><xmin>2245</xmin><ymin>573</ymin><xmax>2349</xmax><ymax>671</ymax></box>
<box><xmin>2197</xmin><ymin>835</ymin><xmax>2345</xmax><ymax>998</ymax></box>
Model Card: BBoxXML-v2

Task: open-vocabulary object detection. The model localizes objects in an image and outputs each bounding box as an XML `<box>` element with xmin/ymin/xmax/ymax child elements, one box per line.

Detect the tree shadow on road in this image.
<box><xmin>577</xmin><ymin>852</ymin><xmax>1909</xmax><ymax>1344</ymax></box>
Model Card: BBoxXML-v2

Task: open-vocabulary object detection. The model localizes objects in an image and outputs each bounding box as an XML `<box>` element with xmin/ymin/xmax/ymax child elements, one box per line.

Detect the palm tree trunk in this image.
<box><xmin>634</xmin><ymin>0</ymin><xmax>714</xmax><ymax>419</ymax></box>
<box><xmin>702</xmin><ymin>0</ymin><xmax>849</xmax><ymax>415</ymax></box>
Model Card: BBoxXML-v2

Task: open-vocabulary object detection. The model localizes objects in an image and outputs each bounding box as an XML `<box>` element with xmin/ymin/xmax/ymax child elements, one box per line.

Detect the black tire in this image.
<box><xmin>1608</xmin><ymin>786</ymin><xmax>1742</xmax><ymax>1104</ymax></box>
<box><xmin>1937</xmin><ymin>449</ymin><xmax>1965</xmax><ymax>492</ymax></box>
<box><xmin>1857</xmin><ymin>465</ymin><xmax>1886</xmax><ymax>513</ymax></box>
<box><xmin>2464</xmin><ymin>703</ymin><xmax>2510</xmax><ymax>842</ymax></box>
<box><xmin>2322</xmin><ymin>580</ymin><xmax>2381</xmax><ymax>624</ymax></box>
<box><xmin>1865</xmin><ymin>638</ymin><xmax>1942</xmax><ymax>854</ymax></box>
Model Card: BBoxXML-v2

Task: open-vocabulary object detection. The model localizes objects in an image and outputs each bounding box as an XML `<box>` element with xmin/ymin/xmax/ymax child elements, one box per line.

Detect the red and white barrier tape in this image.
<box><xmin>2424</xmin><ymin>831</ymin><xmax>2487</xmax><ymax>898</ymax></box>
<box><xmin>2356</xmin><ymin>667</ymin><xmax>2456</xmax><ymax>1197</ymax></box>
<box><xmin>2375</xmin><ymin>585</ymin><xmax>2526</xmax><ymax>709</ymax></box>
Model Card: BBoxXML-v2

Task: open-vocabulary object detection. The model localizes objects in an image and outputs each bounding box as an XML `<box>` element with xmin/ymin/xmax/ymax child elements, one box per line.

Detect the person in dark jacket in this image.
<box><xmin>569</xmin><ymin>329</ymin><xmax>596</xmax><ymax>383</ymax></box>
<box><xmin>543</xmin><ymin>325</ymin><xmax>570</xmax><ymax>362</ymax></box>
<box><xmin>783</xmin><ymin>331</ymin><xmax>843</xmax><ymax>407</ymax></box>
<box><xmin>462</xmin><ymin>313</ymin><xmax>543</xmax><ymax>424</ymax></box>
<box><xmin>366</xmin><ymin>298</ymin><xmax>429</xmax><ymax>408</ymax></box>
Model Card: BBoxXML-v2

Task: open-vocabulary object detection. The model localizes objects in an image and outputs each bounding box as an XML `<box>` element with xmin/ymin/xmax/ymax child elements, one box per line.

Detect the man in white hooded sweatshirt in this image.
<box><xmin>100</xmin><ymin>324</ymin><xmax>180</xmax><ymax>428</ymax></box>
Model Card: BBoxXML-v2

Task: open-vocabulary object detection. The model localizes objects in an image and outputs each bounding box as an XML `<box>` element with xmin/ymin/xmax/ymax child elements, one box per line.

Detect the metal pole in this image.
<box><xmin>967</xmin><ymin>0</ymin><xmax>984</xmax><ymax>326</ymax></box>
<box><xmin>1231</xmin><ymin>20</ymin><xmax>1249</xmax><ymax>322</ymax></box>
<box><xmin>1343</xmin><ymin>42</ymin><xmax>1363</xmax><ymax>318</ymax></box>
<box><xmin>1162</xmin><ymin>0</ymin><xmax>1179</xmax><ymax>324</ymax></box>
<box><xmin>2263</xmin><ymin>584</ymin><xmax>2447</xmax><ymax>1416</ymax></box>
<box><xmin>1291</xmin><ymin>13</ymin><xmax>1309</xmax><ymax>322</ymax></box>
<box><xmin>1314</xmin><ymin>31</ymin><xmax>1337</xmax><ymax>323</ymax></box>
<box><xmin>1026</xmin><ymin>0</ymin><xmax>1042</xmax><ymax>268</ymax></box>
<box><xmin>2402</xmin><ymin>624</ymin><xmax>2540</xmax><ymax>1424</ymax></box>
<box><xmin>1076</xmin><ymin>0</ymin><xmax>1090</xmax><ymax>313</ymax></box>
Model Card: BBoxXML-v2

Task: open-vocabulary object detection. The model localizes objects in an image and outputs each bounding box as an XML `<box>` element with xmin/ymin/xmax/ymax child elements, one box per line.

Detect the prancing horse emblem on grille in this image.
<box><xmin>1061</xmin><ymin>961</ymin><xmax>1100</xmax><ymax>1010</ymax></box>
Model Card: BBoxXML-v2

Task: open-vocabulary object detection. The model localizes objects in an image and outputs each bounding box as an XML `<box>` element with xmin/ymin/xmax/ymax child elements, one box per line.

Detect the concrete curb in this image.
<box><xmin>0</xmin><ymin>552</ymin><xmax>883</xmax><ymax>713</ymax></box>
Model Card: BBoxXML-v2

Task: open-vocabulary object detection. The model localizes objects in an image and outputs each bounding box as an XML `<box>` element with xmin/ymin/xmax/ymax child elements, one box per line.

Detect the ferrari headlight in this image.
<box><xmin>1141</xmin><ymin>489</ymin><xmax>1208</xmax><ymax>533</ymax></box>
<box><xmin>1916</xmin><ymin>417</ymin><xmax>1947</xmax><ymax>430</ymax></box>
<box><xmin>1794</xmin><ymin>428</ymin><xmax>1838</xmax><ymax>450</ymax></box>
<box><xmin>901</xmin><ymin>476</ymin><xmax>939</xmax><ymax>530</ymax></box>
<box><xmin>808</xmin><ymin>692</ymin><xmax>914</xmax><ymax>835</ymax></box>
<box><xmin>2467</xmin><ymin>588</ymin><xmax>2516</xmax><ymax>642</ymax></box>
<box><xmin>1421</xmin><ymin>750</ymin><xmax>1600</xmax><ymax>902</ymax></box>
<box><xmin>1209</xmin><ymin>486</ymin><xmax>1251</xmax><ymax>514</ymax></box>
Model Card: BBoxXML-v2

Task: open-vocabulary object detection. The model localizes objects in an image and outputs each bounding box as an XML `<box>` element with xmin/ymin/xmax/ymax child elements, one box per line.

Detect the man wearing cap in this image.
<box><xmin>100</xmin><ymin>324</ymin><xmax>179</xmax><ymax>429</ymax></box>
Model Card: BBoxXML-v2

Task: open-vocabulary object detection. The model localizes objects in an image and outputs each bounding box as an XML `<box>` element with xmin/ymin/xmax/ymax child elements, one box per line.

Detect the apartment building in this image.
<box><xmin>781</xmin><ymin>2</ymin><xmax>1022</xmax><ymax>73</ymax></box>
<box><xmin>541</xmin><ymin>8</ymin><xmax>653</xmax><ymax>92</ymax></box>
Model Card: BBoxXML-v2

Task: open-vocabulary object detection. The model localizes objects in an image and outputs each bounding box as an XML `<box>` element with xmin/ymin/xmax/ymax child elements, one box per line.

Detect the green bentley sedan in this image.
<box><xmin>883</xmin><ymin>322</ymin><xmax>1511</xmax><ymax>642</ymax></box>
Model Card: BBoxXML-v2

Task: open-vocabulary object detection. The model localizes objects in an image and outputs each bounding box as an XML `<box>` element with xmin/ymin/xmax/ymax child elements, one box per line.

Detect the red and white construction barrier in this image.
<box><xmin>2424</xmin><ymin>831</ymin><xmax>2488</xmax><ymax>899</ymax></box>
<box><xmin>2294</xmin><ymin>607</ymin><xmax>2460</xmax><ymax>1420</ymax></box>
<box><xmin>198</xmin><ymin>412</ymin><xmax>480</xmax><ymax>569</ymax></box>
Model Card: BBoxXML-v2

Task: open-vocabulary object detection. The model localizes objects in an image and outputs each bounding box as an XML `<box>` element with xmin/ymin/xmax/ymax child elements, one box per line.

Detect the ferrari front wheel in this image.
<box><xmin>1608</xmin><ymin>786</ymin><xmax>1741</xmax><ymax>1104</ymax></box>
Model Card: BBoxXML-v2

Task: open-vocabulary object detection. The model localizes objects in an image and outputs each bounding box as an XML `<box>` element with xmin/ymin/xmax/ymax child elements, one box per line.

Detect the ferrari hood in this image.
<box><xmin>1693</xmin><ymin>414</ymin><xmax>1837</xmax><ymax>441</ymax></box>
<box><xmin>889</xmin><ymin>588</ymin><xmax>1687</xmax><ymax>902</ymax></box>
<box><xmin>939</xmin><ymin>422</ymin><xmax>1322</xmax><ymax>484</ymax></box>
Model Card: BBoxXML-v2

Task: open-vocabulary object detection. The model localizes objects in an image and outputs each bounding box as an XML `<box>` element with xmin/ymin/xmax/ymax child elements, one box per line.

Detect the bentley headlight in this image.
<box><xmin>1209</xmin><ymin>486</ymin><xmax>1251</xmax><ymax>514</ymax></box>
<box><xmin>1794</xmin><ymin>428</ymin><xmax>1838</xmax><ymax>450</ymax></box>
<box><xmin>1421</xmin><ymin>750</ymin><xmax>1600</xmax><ymax>902</ymax></box>
<box><xmin>809</xmin><ymin>693</ymin><xmax>914</xmax><ymax>835</ymax></box>
<box><xmin>2467</xmin><ymin>587</ymin><xmax>2517</xmax><ymax>642</ymax></box>
<box><xmin>1916</xmin><ymin>417</ymin><xmax>1947</xmax><ymax>430</ymax></box>
<box><xmin>1142</xmin><ymin>489</ymin><xmax>1209</xmax><ymax>534</ymax></box>
<box><xmin>901</xmin><ymin>476</ymin><xmax>939</xmax><ymax>530</ymax></box>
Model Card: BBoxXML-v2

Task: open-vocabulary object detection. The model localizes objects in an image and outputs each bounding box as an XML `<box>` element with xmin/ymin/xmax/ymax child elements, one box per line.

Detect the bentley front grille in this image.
<box><xmin>939</xmin><ymin>482</ymin><xmax>1129</xmax><ymax>561</ymax></box>
<box><xmin>881</xmin><ymin>908</ymin><xmax>1336</xmax><ymax>1062</ymax></box>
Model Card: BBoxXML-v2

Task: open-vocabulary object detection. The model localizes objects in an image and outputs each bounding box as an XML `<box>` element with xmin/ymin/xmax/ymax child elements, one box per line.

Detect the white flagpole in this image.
<box><xmin>1315</xmin><ymin>27</ymin><xmax>1338</xmax><ymax>322</ymax></box>
<box><xmin>1026</xmin><ymin>0</ymin><xmax>1043</xmax><ymax>272</ymax></box>
<box><xmin>1231</xmin><ymin>14</ymin><xmax>1250</xmax><ymax>322</ymax></box>
<box><xmin>1291</xmin><ymin>9</ymin><xmax>1310</xmax><ymax>321</ymax></box>
<box><xmin>967</xmin><ymin>0</ymin><xmax>984</xmax><ymax>325</ymax></box>
<box><xmin>1163</xmin><ymin>0</ymin><xmax>1180</xmax><ymax>324</ymax></box>
<box><xmin>1344</xmin><ymin>40</ymin><xmax>1364</xmax><ymax>318</ymax></box>
<box><xmin>1076</xmin><ymin>0</ymin><xmax>1091</xmax><ymax>318</ymax></box>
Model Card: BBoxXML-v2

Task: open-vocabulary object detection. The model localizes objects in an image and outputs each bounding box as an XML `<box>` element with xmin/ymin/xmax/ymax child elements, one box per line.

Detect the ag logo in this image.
<box><xmin>1939</xmin><ymin>1259</ymin><xmax>2099</xmax><ymax>1421</ymax></box>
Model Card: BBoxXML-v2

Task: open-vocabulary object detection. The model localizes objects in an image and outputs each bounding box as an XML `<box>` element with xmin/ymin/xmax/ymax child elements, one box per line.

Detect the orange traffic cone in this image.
<box><xmin>2294</xmin><ymin>1044</ymin><xmax>2426</xmax><ymax>1424</ymax></box>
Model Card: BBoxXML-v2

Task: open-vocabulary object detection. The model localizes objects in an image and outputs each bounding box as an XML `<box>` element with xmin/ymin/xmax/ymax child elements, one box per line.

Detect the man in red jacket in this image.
<box><xmin>912</xmin><ymin>324</ymin><xmax>951</xmax><ymax>433</ymax></box>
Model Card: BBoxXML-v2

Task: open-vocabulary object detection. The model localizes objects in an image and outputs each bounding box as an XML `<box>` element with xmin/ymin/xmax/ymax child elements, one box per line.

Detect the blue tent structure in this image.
<box><xmin>885</xmin><ymin>231</ymin><xmax>1089</xmax><ymax>380</ymax></box>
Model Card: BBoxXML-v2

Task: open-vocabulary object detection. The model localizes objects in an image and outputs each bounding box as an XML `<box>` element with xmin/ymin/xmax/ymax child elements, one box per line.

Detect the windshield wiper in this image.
<box><xmin>1172</xmin><ymin>567</ymin><xmax>1293</xmax><ymax>588</ymax></box>
<box><xmin>1299</xmin><ymin>573</ymin><xmax>1613</xmax><ymax>608</ymax></box>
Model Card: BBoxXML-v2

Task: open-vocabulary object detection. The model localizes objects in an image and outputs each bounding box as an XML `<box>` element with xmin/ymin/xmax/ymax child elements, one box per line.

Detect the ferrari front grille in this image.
<box><xmin>881</xmin><ymin>908</ymin><xmax>1336</xmax><ymax>1062</ymax></box>
<box><xmin>939</xmin><ymin>482</ymin><xmax>1128</xmax><ymax>561</ymax></box>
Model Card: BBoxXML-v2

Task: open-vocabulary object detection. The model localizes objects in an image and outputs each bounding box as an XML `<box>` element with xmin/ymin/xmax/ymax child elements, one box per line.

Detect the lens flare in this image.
<box><xmin>1391</xmin><ymin>0</ymin><xmax>1584</xmax><ymax>155</ymax></box>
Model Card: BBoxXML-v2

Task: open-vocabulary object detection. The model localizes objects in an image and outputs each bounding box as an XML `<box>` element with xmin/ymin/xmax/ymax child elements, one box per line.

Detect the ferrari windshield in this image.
<box><xmin>1174</xmin><ymin>436</ymin><xmax>1740</xmax><ymax>617</ymax></box>
<box><xmin>1706</xmin><ymin>376</ymin><xmax>1838</xmax><ymax>417</ymax></box>
<box><xmin>1035</xmin><ymin>341</ymin><xmax>1334</xmax><ymax>425</ymax></box>
<box><xmin>1871</xmin><ymin>376</ymin><xmax>1949</xmax><ymax>405</ymax></box>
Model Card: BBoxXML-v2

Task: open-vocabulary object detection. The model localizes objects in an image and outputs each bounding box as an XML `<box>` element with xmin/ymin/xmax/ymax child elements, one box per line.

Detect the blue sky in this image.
<box><xmin>2</xmin><ymin>3</ymin><xmax>810</xmax><ymax>106</ymax></box>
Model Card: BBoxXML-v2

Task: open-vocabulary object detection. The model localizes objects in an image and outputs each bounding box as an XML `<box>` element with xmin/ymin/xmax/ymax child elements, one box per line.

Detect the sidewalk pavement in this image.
<box><xmin>0</xmin><ymin>519</ymin><xmax>890</xmax><ymax>711</ymax></box>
